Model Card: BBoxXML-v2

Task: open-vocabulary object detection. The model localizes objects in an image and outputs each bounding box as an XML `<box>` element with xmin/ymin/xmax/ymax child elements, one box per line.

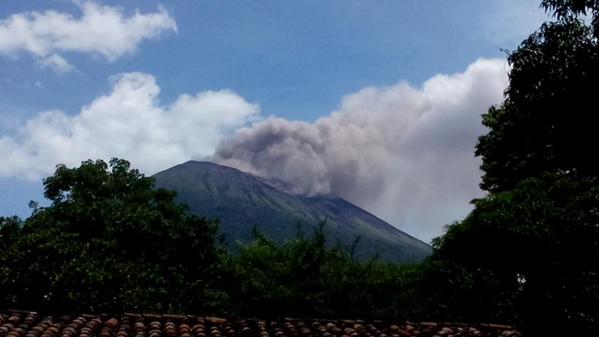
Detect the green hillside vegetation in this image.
<box><xmin>153</xmin><ymin>161</ymin><xmax>431</xmax><ymax>263</ymax></box>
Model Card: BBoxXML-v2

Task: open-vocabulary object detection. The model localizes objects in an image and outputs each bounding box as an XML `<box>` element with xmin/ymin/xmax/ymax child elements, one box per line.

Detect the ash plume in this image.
<box><xmin>213</xmin><ymin>59</ymin><xmax>509</xmax><ymax>241</ymax></box>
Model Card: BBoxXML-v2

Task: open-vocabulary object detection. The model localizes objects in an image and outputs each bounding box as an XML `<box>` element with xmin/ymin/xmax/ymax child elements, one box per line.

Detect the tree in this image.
<box><xmin>541</xmin><ymin>0</ymin><xmax>599</xmax><ymax>35</ymax></box>
<box><xmin>433</xmin><ymin>1</ymin><xmax>599</xmax><ymax>335</ymax></box>
<box><xmin>228</xmin><ymin>224</ymin><xmax>411</xmax><ymax>319</ymax></box>
<box><xmin>0</xmin><ymin>159</ymin><xmax>225</xmax><ymax>313</ymax></box>
<box><xmin>0</xmin><ymin>216</ymin><xmax>21</xmax><ymax>245</ymax></box>
<box><xmin>476</xmin><ymin>1</ymin><xmax>599</xmax><ymax>193</ymax></box>
<box><xmin>435</xmin><ymin>175</ymin><xmax>599</xmax><ymax>333</ymax></box>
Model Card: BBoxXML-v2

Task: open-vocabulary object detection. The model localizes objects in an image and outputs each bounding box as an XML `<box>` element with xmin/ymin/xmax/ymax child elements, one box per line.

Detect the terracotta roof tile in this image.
<box><xmin>0</xmin><ymin>312</ymin><xmax>522</xmax><ymax>337</ymax></box>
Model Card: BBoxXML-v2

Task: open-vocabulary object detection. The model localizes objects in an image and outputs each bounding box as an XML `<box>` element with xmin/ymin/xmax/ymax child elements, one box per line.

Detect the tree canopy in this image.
<box><xmin>541</xmin><ymin>0</ymin><xmax>599</xmax><ymax>33</ymax></box>
<box><xmin>476</xmin><ymin>3</ymin><xmax>599</xmax><ymax>193</ymax></box>
<box><xmin>228</xmin><ymin>224</ymin><xmax>413</xmax><ymax>319</ymax></box>
<box><xmin>0</xmin><ymin>159</ymin><xmax>224</xmax><ymax>313</ymax></box>
<box><xmin>433</xmin><ymin>1</ymin><xmax>599</xmax><ymax>334</ymax></box>
<box><xmin>435</xmin><ymin>175</ymin><xmax>599</xmax><ymax>332</ymax></box>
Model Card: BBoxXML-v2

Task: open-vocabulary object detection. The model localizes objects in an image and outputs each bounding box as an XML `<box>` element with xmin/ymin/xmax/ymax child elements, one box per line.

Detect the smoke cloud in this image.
<box><xmin>214</xmin><ymin>58</ymin><xmax>509</xmax><ymax>241</ymax></box>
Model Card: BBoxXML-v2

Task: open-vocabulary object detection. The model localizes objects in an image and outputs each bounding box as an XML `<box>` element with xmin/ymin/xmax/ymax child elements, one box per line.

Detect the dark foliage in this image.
<box><xmin>227</xmin><ymin>224</ymin><xmax>417</xmax><ymax>319</ymax></box>
<box><xmin>541</xmin><ymin>0</ymin><xmax>599</xmax><ymax>34</ymax></box>
<box><xmin>405</xmin><ymin>259</ymin><xmax>519</xmax><ymax>324</ymax></box>
<box><xmin>434</xmin><ymin>175</ymin><xmax>599</xmax><ymax>334</ymax></box>
<box><xmin>0</xmin><ymin>159</ymin><xmax>225</xmax><ymax>313</ymax></box>
<box><xmin>433</xmin><ymin>1</ymin><xmax>599</xmax><ymax>335</ymax></box>
<box><xmin>477</xmin><ymin>15</ymin><xmax>599</xmax><ymax>193</ymax></box>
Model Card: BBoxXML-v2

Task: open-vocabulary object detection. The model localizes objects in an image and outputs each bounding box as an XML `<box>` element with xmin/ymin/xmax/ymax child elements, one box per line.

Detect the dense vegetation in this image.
<box><xmin>228</xmin><ymin>225</ymin><xmax>417</xmax><ymax>319</ymax></box>
<box><xmin>1</xmin><ymin>0</ymin><xmax>598</xmax><ymax>336</ymax></box>
<box><xmin>0</xmin><ymin>159</ymin><xmax>225</xmax><ymax>314</ymax></box>
<box><xmin>430</xmin><ymin>0</ymin><xmax>599</xmax><ymax>335</ymax></box>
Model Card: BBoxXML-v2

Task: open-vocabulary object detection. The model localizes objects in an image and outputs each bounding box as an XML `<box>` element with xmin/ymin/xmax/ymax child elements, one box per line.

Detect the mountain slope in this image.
<box><xmin>153</xmin><ymin>161</ymin><xmax>432</xmax><ymax>262</ymax></box>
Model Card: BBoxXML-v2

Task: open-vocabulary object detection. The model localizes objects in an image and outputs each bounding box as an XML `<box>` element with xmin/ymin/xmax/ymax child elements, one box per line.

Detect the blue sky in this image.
<box><xmin>0</xmin><ymin>0</ymin><xmax>547</xmax><ymax>241</ymax></box>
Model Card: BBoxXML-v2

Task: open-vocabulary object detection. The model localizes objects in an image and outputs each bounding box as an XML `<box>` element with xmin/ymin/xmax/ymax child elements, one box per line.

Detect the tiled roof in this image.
<box><xmin>0</xmin><ymin>311</ymin><xmax>522</xmax><ymax>337</ymax></box>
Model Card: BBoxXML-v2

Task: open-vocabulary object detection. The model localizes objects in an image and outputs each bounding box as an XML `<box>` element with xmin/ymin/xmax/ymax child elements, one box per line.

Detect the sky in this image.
<box><xmin>0</xmin><ymin>0</ymin><xmax>549</xmax><ymax>242</ymax></box>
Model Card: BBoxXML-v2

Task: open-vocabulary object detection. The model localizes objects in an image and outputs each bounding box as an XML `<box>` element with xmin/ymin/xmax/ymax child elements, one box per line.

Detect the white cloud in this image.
<box><xmin>0</xmin><ymin>72</ymin><xmax>258</xmax><ymax>180</ymax></box>
<box><xmin>214</xmin><ymin>58</ymin><xmax>509</xmax><ymax>242</ymax></box>
<box><xmin>38</xmin><ymin>54</ymin><xmax>75</xmax><ymax>74</ymax></box>
<box><xmin>0</xmin><ymin>1</ymin><xmax>176</xmax><ymax>72</ymax></box>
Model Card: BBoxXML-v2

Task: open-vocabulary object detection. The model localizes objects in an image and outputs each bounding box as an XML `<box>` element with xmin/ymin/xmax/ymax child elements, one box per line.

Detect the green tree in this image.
<box><xmin>229</xmin><ymin>224</ymin><xmax>412</xmax><ymax>319</ymax></box>
<box><xmin>541</xmin><ymin>0</ymin><xmax>599</xmax><ymax>34</ymax></box>
<box><xmin>0</xmin><ymin>216</ymin><xmax>21</xmax><ymax>246</ymax></box>
<box><xmin>0</xmin><ymin>159</ymin><xmax>225</xmax><ymax>313</ymax></box>
<box><xmin>477</xmin><ymin>0</ymin><xmax>599</xmax><ymax>193</ymax></box>
<box><xmin>435</xmin><ymin>175</ymin><xmax>599</xmax><ymax>333</ymax></box>
<box><xmin>432</xmin><ymin>1</ymin><xmax>599</xmax><ymax>334</ymax></box>
<box><xmin>0</xmin><ymin>216</ymin><xmax>23</xmax><ymax>303</ymax></box>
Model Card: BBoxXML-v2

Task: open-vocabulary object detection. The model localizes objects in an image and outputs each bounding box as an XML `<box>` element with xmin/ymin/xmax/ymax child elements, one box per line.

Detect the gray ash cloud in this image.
<box><xmin>213</xmin><ymin>59</ymin><xmax>508</xmax><ymax>241</ymax></box>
